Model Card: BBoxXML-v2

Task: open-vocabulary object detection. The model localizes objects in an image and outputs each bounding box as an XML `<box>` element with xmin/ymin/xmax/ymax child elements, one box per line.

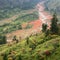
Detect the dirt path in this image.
<box><xmin>6</xmin><ymin>3</ymin><xmax>52</xmax><ymax>42</ymax></box>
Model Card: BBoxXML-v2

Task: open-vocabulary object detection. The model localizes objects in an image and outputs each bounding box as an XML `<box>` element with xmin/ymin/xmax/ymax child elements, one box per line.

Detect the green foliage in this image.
<box><xmin>0</xmin><ymin>0</ymin><xmax>40</xmax><ymax>20</ymax></box>
<box><xmin>0</xmin><ymin>22</ymin><xmax>22</xmax><ymax>34</ymax></box>
<box><xmin>0</xmin><ymin>35</ymin><xmax>6</xmax><ymax>44</ymax></box>
<box><xmin>26</xmin><ymin>37</ymin><xmax>29</xmax><ymax>45</ymax></box>
<box><xmin>18</xmin><ymin>55</ymin><xmax>22</xmax><ymax>60</ymax></box>
<box><xmin>58</xmin><ymin>24</ymin><xmax>60</xmax><ymax>35</ymax></box>
<box><xmin>14</xmin><ymin>12</ymin><xmax>38</xmax><ymax>22</ymax></box>
<box><xmin>13</xmin><ymin>35</ymin><xmax>18</xmax><ymax>43</ymax></box>
<box><xmin>0</xmin><ymin>33</ymin><xmax>60</xmax><ymax>60</ymax></box>
<box><xmin>25</xmin><ymin>24</ymin><xmax>32</xmax><ymax>29</ymax></box>
<box><xmin>0</xmin><ymin>8</ymin><xmax>21</xmax><ymax>20</ymax></box>
<box><xmin>3</xmin><ymin>53</ymin><xmax>8</xmax><ymax>60</ymax></box>
<box><xmin>50</xmin><ymin>13</ymin><xmax>59</xmax><ymax>34</ymax></box>
<box><xmin>45</xmin><ymin>29</ymin><xmax>50</xmax><ymax>37</ymax></box>
<box><xmin>42</xmin><ymin>23</ymin><xmax>47</xmax><ymax>32</ymax></box>
<box><xmin>0</xmin><ymin>11</ymin><xmax>38</xmax><ymax>34</ymax></box>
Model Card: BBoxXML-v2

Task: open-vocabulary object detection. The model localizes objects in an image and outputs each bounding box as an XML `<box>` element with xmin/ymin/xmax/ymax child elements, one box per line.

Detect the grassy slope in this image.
<box><xmin>0</xmin><ymin>10</ymin><xmax>38</xmax><ymax>34</ymax></box>
<box><xmin>0</xmin><ymin>33</ymin><xmax>60</xmax><ymax>60</ymax></box>
<box><xmin>0</xmin><ymin>9</ymin><xmax>36</xmax><ymax>25</ymax></box>
<box><xmin>0</xmin><ymin>8</ymin><xmax>21</xmax><ymax>20</ymax></box>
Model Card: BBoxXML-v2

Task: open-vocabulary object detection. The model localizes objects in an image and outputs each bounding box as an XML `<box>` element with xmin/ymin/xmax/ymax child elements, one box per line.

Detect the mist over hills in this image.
<box><xmin>44</xmin><ymin>0</ymin><xmax>60</xmax><ymax>14</ymax></box>
<box><xmin>0</xmin><ymin>0</ymin><xmax>60</xmax><ymax>12</ymax></box>
<box><xmin>0</xmin><ymin>0</ymin><xmax>60</xmax><ymax>20</ymax></box>
<box><xmin>0</xmin><ymin>0</ymin><xmax>42</xmax><ymax>9</ymax></box>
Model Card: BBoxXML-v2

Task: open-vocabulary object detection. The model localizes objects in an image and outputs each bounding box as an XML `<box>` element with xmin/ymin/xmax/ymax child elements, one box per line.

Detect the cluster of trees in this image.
<box><xmin>0</xmin><ymin>23</ymin><xmax>22</xmax><ymax>34</ymax></box>
<box><xmin>42</xmin><ymin>13</ymin><xmax>59</xmax><ymax>36</ymax></box>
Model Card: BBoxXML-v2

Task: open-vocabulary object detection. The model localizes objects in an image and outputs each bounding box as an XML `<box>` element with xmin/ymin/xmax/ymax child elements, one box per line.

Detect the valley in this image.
<box><xmin>6</xmin><ymin>3</ymin><xmax>52</xmax><ymax>44</ymax></box>
<box><xmin>0</xmin><ymin>0</ymin><xmax>60</xmax><ymax>60</ymax></box>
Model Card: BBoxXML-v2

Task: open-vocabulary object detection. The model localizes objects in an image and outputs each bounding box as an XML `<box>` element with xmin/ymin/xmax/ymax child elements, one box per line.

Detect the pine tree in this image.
<box><xmin>50</xmin><ymin>13</ymin><xmax>59</xmax><ymax>34</ymax></box>
<box><xmin>45</xmin><ymin>29</ymin><xmax>50</xmax><ymax>37</ymax></box>
<box><xmin>42</xmin><ymin>23</ymin><xmax>47</xmax><ymax>32</ymax></box>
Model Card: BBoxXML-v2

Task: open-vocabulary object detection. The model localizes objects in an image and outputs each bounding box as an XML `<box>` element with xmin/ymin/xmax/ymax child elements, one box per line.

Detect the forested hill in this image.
<box><xmin>0</xmin><ymin>0</ymin><xmax>42</xmax><ymax>9</ymax></box>
<box><xmin>0</xmin><ymin>0</ymin><xmax>60</xmax><ymax>20</ymax></box>
<box><xmin>0</xmin><ymin>0</ymin><xmax>60</xmax><ymax>11</ymax></box>
<box><xmin>0</xmin><ymin>0</ymin><xmax>42</xmax><ymax>20</ymax></box>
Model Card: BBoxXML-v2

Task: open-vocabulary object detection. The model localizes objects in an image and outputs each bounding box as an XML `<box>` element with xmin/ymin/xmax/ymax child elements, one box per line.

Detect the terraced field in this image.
<box><xmin>0</xmin><ymin>9</ymin><xmax>36</xmax><ymax>25</ymax></box>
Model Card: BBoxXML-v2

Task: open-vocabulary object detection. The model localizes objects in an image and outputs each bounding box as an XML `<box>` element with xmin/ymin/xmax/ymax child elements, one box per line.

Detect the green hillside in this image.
<box><xmin>0</xmin><ymin>0</ymin><xmax>60</xmax><ymax>60</ymax></box>
<box><xmin>0</xmin><ymin>0</ymin><xmax>41</xmax><ymax>20</ymax></box>
<box><xmin>0</xmin><ymin>11</ymin><xmax>38</xmax><ymax>34</ymax></box>
<box><xmin>1</xmin><ymin>0</ymin><xmax>60</xmax><ymax>20</ymax></box>
<box><xmin>0</xmin><ymin>33</ymin><xmax>60</xmax><ymax>60</ymax></box>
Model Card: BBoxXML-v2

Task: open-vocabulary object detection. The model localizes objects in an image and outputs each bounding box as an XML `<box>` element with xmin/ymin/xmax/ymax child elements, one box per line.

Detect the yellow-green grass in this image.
<box><xmin>0</xmin><ymin>34</ymin><xmax>60</xmax><ymax>60</ymax></box>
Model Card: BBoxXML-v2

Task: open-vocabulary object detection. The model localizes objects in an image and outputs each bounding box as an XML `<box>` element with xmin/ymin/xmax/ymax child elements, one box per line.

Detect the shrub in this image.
<box><xmin>18</xmin><ymin>55</ymin><xmax>22</xmax><ymax>60</ymax></box>
<box><xmin>0</xmin><ymin>35</ymin><xmax>7</xmax><ymax>44</ymax></box>
<box><xmin>50</xmin><ymin>13</ymin><xmax>59</xmax><ymax>34</ymax></box>
<box><xmin>26</xmin><ymin>37</ymin><xmax>29</xmax><ymax>45</ymax></box>
<box><xmin>3</xmin><ymin>53</ymin><xmax>8</xmax><ymax>60</ymax></box>
<box><xmin>53</xmin><ymin>41</ymin><xmax>59</xmax><ymax>49</ymax></box>
<box><xmin>42</xmin><ymin>23</ymin><xmax>47</xmax><ymax>32</ymax></box>
<box><xmin>29</xmin><ymin>43</ymin><xmax>36</xmax><ymax>50</ymax></box>
<box><xmin>44</xmin><ymin>50</ymin><xmax>51</xmax><ymax>56</ymax></box>
<box><xmin>36</xmin><ymin>53</ymin><xmax>44</xmax><ymax>60</ymax></box>
<box><xmin>45</xmin><ymin>29</ymin><xmax>50</xmax><ymax>37</ymax></box>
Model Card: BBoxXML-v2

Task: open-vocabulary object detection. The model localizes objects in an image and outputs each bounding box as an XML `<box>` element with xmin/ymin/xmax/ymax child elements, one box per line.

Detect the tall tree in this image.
<box><xmin>50</xmin><ymin>13</ymin><xmax>59</xmax><ymax>34</ymax></box>
<box><xmin>45</xmin><ymin>29</ymin><xmax>50</xmax><ymax>37</ymax></box>
<box><xmin>42</xmin><ymin>23</ymin><xmax>47</xmax><ymax>32</ymax></box>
